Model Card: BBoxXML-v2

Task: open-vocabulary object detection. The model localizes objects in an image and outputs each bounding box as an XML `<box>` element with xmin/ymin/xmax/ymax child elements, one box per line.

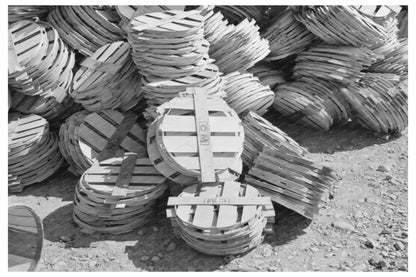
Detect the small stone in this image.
<box><xmin>354</xmin><ymin>211</ymin><xmax>364</xmax><ymax>219</ymax></box>
<box><xmin>52</xmin><ymin>261</ymin><xmax>67</xmax><ymax>271</ymax></box>
<box><xmin>187</xmin><ymin>266</ymin><xmax>196</xmax><ymax>271</ymax></box>
<box><xmin>381</xmin><ymin>251</ymin><xmax>389</xmax><ymax>258</ymax></box>
<box><xmin>268</xmin><ymin>266</ymin><xmax>278</xmax><ymax>271</ymax></box>
<box><xmin>398</xmin><ymin>265</ymin><xmax>407</xmax><ymax>271</ymax></box>
<box><xmin>380</xmin><ymin>228</ymin><xmax>392</xmax><ymax>235</ymax></box>
<box><xmin>59</xmin><ymin>236</ymin><xmax>72</xmax><ymax>242</ymax></box>
<box><xmin>394</xmin><ymin>242</ymin><xmax>405</xmax><ymax>251</ymax></box>
<box><xmin>310</xmin><ymin>247</ymin><xmax>320</xmax><ymax>253</ymax></box>
<box><xmin>237</xmin><ymin>265</ymin><xmax>254</xmax><ymax>272</ymax></box>
<box><xmin>401</xmin><ymin>231</ymin><xmax>408</xmax><ymax>238</ymax></box>
<box><xmin>88</xmin><ymin>261</ymin><xmax>97</xmax><ymax>268</ymax></box>
<box><xmin>325</xmin><ymin>253</ymin><xmax>334</xmax><ymax>258</ymax></box>
<box><xmin>364</xmin><ymin>239</ymin><xmax>378</xmax><ymax>249</ymax></box>
<box><xmin>141</xmin><ymin>256</ymin><xmax>150</xmax><ymax>262</ymax></box>
<box><xmin>262</xmin><ymin>246</ymin><xmax>273</xmax><ymax>257</ymax></box>
<box><xmin>137</xmin><ymin>230</ymin><xmax>144</xmax><ymax>235</ymax></box>
<box><xmin>151</xmin><ymin>256</ymin><xmax>160</xmax><ymax>263</ymax></box>
<box><xmin>384</xmin><ymin>175</ymin><xmax>393</xmax><ymax>181</ymax></box>
<box><xmin>152</xmin><ymin>226</ymin><xmax>159</xmax><ymax>232</ymax></box>
<box><xmin>166</xmin><ymin>242</ymin><xmax>176</xmax><ymax>252</ymax></box>
<box><xmin>157</xmin><ymin>253</ymin><xmax>163</xmax><ymax>258</ymax></box>
<box><xmin>332</xmin><ymin>221</ymin><xmax>355</xmax><ymax>232</ymax></box>
<box><xmin>377</xmin><ymin>165</ymin><xmax>390</xmax><ymax>172</ymax></box>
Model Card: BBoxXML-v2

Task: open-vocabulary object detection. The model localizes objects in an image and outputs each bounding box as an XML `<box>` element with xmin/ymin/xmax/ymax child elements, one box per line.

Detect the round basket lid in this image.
<box><xmin>8</xmin><ymin>205</ymin><xmax>43</xmax><ymax>271</ymax></box>
<box><xmin>173</xmin><ymin>181</ymin><xmax>269</xmax><ymax>230</ymax></box>
<box><xmin>78</xmin><ymin>110</ymin><xmax>147</xmax><ymax>164</ymax></box>
<box><xmin>8</xmin><ymin>113</ymin><xmax>49</xmax><ymax>153</ymax></box>
<box><xmin>156</xmin><ymin>93</ymin><xmax>244</xmax><ymax>178</ymax></box>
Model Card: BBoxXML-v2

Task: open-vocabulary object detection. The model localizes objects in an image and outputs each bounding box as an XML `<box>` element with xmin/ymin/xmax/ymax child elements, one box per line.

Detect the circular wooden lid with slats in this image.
<box><xmin>72</xmin><ymin>153</ymin><xmax>168</xmax><ymax>234</ymax></box>
<box><xmin>8</xmin><ymin>113</ymin><xmax>49</xmax><ymax>154</ymax></box>
<box><xmin>166</xmin><ymin>181</ymin><xmax>275</xmax><ymax>255</ymax></box>
<box><xmin>47</xmin><ymin>6</ymin><xmax>125</xmax><ymax>56</ymax></box>
<box><xmin>77</xmin><ymin>110</ymin><xmax>147</xmax><ymax>165</ymax></box>
<box><xmin>155</xmin><ymin>92</ymin><xmax>244</xmax><ymax>178</ymax></box>
<box><xmin>223</xmin><ymin>71</ymin><xmax>275</xmax><ymax>116</ymax></box>
<box><xmin>208</xmin><ymin>18</ymin><xmax>270</xmax><ymax>74</ymax></box>
<box><xmin>128</xmin><ymin>10</ymin><xmax>209</xmax><ymax>79</ymax></box>
<box><xmin>72</xmin><ymin>41</ymin><xmax>142</xmax><ymax>111</ymax></box>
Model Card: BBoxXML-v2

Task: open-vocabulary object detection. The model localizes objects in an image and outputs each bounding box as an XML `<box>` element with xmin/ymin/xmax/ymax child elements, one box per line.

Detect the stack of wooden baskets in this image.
<box><xmin>8</xmin><ymin>20</ymin><xmax>75</xmax><ymax>119</ymax></box>
<box><xmin>245</xmin><ymin>146</ymin><xmax>335</xmax><ymax>219</ymax></box>
<box><xmin>208</xmin><ymin>18</ymin><xmax>270</xmax><ymax>73</ymax></box>
<box><xmin>263</xmin><ymin>9</ymin><xmax>317</xmax><ymax>61</ymax></box>
<box><xmin>273</xmin><ymin>77</ymin><xmax>351</xmax><ymax>131</ymax></box>
<box><xmin>341</xmin><ymin>73</ymin><xmax>408</xmax><ymax>134</ymax></box>
<box><xmin>242</xmin><ymin>112</ymin><xmax>306</xmax><ymax>166</ymax></box>
<box><xmin>71</xmin><ymin>41</ymin><xmax>143</xmax><ymax>112</ymax></box>
<box><xmin>8</xmin><ymin>5</ymin><xmax>50</xmax><ymax>23</ymax></box>
<box><xmin>223</xmin><ymin>71</ymin><xmax>275</xmax><ymax>116</ymax></box>
<box><xmin>8</xmin><ymin>113</ymin><xmax>64</xmax><ymax>192</ymax></box>
<box><xmin>73</xmin><ymin>153</ymin><xmax>169</xmax><ymax>234</ymax></box>
<box><xmin>59</xmin><ymin>109</ymin><xmax>147</xmax><ymax>175</ymax></box>
<box><xmin>167</xmin><ymin>181</ymin><xmax>275</xmax><ymax>255</ymax></box>
<box><xmin>47</xmin><ymin>6</ymin><xmax>125</xmax><ymax>56</ymax></box>
<box><xmin>128</xmin><ymin>10</ymin><xmax>209</xmax><ymax>79</ymax></box>
<box><xmin>147</xmin><ymin>90</ymin><xmax>244</xmax><ymax>185</ymax></box>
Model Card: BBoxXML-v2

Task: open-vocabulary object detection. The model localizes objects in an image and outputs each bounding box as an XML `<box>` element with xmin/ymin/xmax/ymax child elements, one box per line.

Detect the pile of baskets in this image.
<box><xmin>7</xmin><ymin>5</ymin><xmax>408</xmax><ymax>257</ymax></box>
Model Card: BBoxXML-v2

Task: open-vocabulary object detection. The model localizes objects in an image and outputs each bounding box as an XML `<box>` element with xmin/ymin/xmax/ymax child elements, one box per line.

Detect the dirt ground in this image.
<box><xmin>8</xmin><ymin>120</ymin><xmax>408</xmax><ymax>272</ymax></box>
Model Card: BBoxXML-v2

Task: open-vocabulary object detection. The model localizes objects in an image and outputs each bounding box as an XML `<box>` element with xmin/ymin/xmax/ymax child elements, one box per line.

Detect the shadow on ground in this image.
<box><xmin>263</xmin><ymin>111</ymin><xmax>405</xmax><ymax>154</ymax></box>
<box><xmin>8</xmin><ymin>167</ymin><xmax>77</xmax><ymax>201</ymax></box>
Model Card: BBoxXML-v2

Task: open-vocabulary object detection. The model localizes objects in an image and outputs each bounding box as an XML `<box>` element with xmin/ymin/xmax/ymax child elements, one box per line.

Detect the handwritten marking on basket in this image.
<box><xmin>168</xmin><ymin>197</ymin><xmax>271</xmax><ymax>206</ymax></box>
<box><xmin>96</xmin><ymin>112</ymin><xmax>138</xmax><ymax>162</ymax></box>
<box><xmin>198</xmin><ymin>121</ymin><xmax>209</xmax><ymax>145</ymax></box>
<box><xmin>191</xmin><ymin>87</ymin><xmax>215</xmax><ymax>182</ymax></box>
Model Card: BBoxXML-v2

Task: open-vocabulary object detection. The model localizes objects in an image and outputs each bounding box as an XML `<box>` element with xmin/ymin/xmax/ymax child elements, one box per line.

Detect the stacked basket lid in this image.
<box><xmin>71</xmin><ymin>41</ymin><xmax>142</xmax><ymax>112</ymax></box>
<box><xmin>8</xmin><ymin>113</ymin><xmax>64</xmax><ymax>192</ymax></box>
<box><xmin>167</xmin><ymin>181</ymin><xmax>275</xmax><ymax>255</ymax></box>
<box><xmin>73</xmin><ymin>153</ymin><xmax>168</xmax><ymax>234</ymax></box>
<box><xmin>8</xmin><ymin>20</ymin><xmax>76</xmax><ymax>125</ymax></box>
<box><xmin>147</xmin><ymin>88</ymin><xmax>244</xmax><ymax>185</ymax></box>
<box><xmin>127</xmin><ymin>10</ymin><xmax>226</xmax><ymax>118</ymax></box>
<box><xmin>47</xmin><ymin>6</ymin><xmax>125</xmax><ymax>56</ymax></box>
<box><xmin>165</xmin><ymin>88</ymin><xmax>274</xmax><ymax>256</ymax></box>
<box><xmin>223</xmin><ymin>71</ymin><xmax>275</xmax><ymax>116</ymax></box>
<box><xmin>59</xmin><ymin>109</ymin><xmax>147</xmax><ymax>175</ymax></box>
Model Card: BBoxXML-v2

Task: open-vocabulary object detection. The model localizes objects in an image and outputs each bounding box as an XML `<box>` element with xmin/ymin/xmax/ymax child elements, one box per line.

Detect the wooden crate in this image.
<box><xmin>223</xmin><ymin>71</ymin><xmax>275</xmax><ymax>116</ymax></box>
<box><xmin>8</xmin><ymin>113</ymin><xmax>64</xmax><ymax>192</ymax></box>
<box><xmin>166</xmin><ymin>181</ymin><xmax>275</xmax><ymax>255</ymax></box>
<box><xmin>242</xmin><ymin>111</ymin><xmax>306</xmax><ymax>167</ymax></box>
<box><xmin>73</xmin><ymin>153</ymin><xmax>168</xmax><ymax>234</ymax></box>
<box><xmin>246</xmin><ymin>146</ymin><xmax>335</xmax><ymax>219</ymax></box>
<box><xmin>147</xmin><ymin>89</ymin><xmax>244</xmax><ymax>183</ymax></box>
<box><xmin>71</xmin><ymin>41</ymin><xmax>143</xmax><ymax>112</ymax></box>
